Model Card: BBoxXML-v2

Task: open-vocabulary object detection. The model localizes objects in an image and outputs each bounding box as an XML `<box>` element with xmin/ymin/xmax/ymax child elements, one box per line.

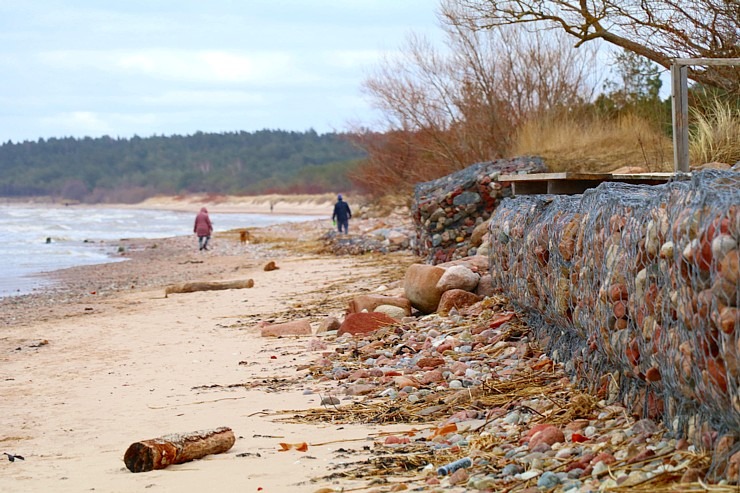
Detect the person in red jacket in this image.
<box><xmin>194</xmin><ymin>207</ymin><xmax>213</xmax><ymax>251</ymax></box>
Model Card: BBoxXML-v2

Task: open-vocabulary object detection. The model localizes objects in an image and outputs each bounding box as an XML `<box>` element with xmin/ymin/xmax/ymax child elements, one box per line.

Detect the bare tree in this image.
<box><xmin>444</xmin><ymin>0</ymin><xmax>740</xmax><ymax>95</ymax></box>
<box><xmin>351</xmin><ymin>15</ymin><xmax>598</xmax><ymax>194</ymax></box>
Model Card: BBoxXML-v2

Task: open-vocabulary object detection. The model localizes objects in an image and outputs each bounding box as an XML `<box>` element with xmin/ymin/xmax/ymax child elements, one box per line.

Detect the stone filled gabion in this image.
<box><xmin>487</xmin><ymin>170</ymin><xmax>739</xmax><ymax>464</ymax></box>
<box><xmin>412</xmin><ymin>157</ymin><xmax>547</xmax><ymax>264</ymax></box>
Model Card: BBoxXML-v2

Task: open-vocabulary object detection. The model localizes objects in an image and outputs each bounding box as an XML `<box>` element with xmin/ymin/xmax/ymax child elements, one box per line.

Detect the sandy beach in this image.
<box><xmin>2</xmin><ymin>196</ymin><xmax>734</xmax><ymax>493</ymax></box>
<box><xmin>125</xmin><ymin>193</ymin><xmax>339</xmax><ymax>216</ymax></box>
<box><xmin>0</xmin><ymin>202</ymin><xmax>420</xmax><ymax>493</ymax></box>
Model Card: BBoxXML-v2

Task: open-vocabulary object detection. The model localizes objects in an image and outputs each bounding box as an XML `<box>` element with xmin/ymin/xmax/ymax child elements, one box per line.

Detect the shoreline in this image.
<box><xmin>0</xmin><ymin>217</ymin><xmax>332</xmax><ymax>327</ymax></box>
<box><xmin>0</xmin><ymin>198</ymin><xmax>337</xmax><ymax>301</ymax></box>
<box><xmin>1</xmin><ymin>193</ymin><xmax>343</xmax><ymax>216</ymax></box>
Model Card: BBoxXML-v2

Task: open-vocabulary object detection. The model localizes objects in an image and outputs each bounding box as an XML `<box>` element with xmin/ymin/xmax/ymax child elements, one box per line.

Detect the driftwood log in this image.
<box><xmin>124</xmin><ymin>427</ymin><xmax>235</xmax><ymax>473</ymax></box>
<box><xmin>165</xmin><ymin>279</ymin><xmax>254</xmax><ymax>297</ymax></box>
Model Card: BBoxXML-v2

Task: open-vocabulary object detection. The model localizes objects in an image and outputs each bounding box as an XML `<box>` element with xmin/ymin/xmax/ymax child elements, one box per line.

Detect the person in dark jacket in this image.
<box><xmin>332</xmin><ymin>194</ymin><xmax>352</xmax><ymax>234</ymax></box>
<box><xmin>194</xmin><ymin>207</ymin><xmax>213</xmax><ymax>251</ymax></box>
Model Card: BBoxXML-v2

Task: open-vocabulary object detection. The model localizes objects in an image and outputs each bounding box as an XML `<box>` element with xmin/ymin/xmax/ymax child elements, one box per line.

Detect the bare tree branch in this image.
<box><xmin>444</xmin><ymin>0</ymin><xmax>740</xmax><ymax>94</ymax></box>
<box><xmin>350</xmin><ymin>12</ymin><xmax>598</xmax><ymax>195</ymax></box>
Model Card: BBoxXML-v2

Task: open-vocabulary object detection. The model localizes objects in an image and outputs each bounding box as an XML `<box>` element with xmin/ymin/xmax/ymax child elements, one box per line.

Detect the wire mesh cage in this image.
<box><xmin>488</xmin><ymin>170</ymin><xmax>739</xmax><ymax>471</ymax></box>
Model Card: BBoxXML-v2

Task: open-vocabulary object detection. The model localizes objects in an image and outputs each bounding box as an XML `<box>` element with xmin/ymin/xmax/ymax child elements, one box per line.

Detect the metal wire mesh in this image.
<box><xmin>412</xmin><ymin>157</ymin><xmax>547</xmax><ymax>264</ymax></box>
<box><xmin>488</xmin><ymin>170</ymin><xmax>739</xmax><ymax>466</ymax></box>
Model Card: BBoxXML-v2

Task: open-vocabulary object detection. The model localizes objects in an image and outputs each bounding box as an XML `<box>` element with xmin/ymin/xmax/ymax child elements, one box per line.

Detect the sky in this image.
<box><xmin>0</xmin><ymin>1</ymin><xmax>445</xmax><ymax>143</ymax></box>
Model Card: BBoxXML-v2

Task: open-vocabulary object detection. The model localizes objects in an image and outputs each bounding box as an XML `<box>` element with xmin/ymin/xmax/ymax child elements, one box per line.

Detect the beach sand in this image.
<box><xmin>3</xmin><ymin>195</ymin><xmax>725</xmax><ymax>493</ymax></box>
<box><xmin>0</xmin><ymin>205</ymin><xmax>421</xmax><ymax>493</ymax></box>
<box><xmin>126</xmin><ymin>193</ymin><xmax>339</xmax><ymax>215</ymax></box>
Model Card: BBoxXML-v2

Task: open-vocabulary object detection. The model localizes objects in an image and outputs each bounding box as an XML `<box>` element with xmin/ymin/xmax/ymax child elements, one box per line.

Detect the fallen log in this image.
<box><xmin>123</xmin><ymin>427</ymin><xmax>235</xmax><ymax>473</ymax></box>
<box><xmin>165</xmin><ymin>279</ymin><xmax>254</xmax><ymax>297</ymax></box>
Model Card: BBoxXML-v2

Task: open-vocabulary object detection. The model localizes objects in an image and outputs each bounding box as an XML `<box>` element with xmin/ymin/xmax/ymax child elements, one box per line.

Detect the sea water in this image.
<box><xmin>0</xmin><ymin>205</ymin><xmax>323</xmax><ymax>298</ymax></box>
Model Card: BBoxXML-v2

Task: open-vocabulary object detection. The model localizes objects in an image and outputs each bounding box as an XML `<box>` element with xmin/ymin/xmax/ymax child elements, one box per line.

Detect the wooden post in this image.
<box><xmin>124</xmin><ymin>427</ymin><xmax>235</xmax><ymax>473</ymax></box>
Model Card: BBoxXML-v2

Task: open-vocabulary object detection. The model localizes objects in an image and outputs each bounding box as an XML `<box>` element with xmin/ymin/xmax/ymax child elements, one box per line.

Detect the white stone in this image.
<box><xmin>436</xmin><ymin>265</ymin><xmax>480</xmax><ymax>292</ymax></box>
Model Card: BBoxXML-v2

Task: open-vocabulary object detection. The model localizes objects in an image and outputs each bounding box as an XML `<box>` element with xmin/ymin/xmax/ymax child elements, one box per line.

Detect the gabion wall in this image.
<box><xmin>413</xmin><ymin>157</ymin><xmax>547</xmax><ymax>264</ymax></box>
<box><xmin>488</xmin><ymin>170</ymin><xmax>739</xmax><ymax>457</ymax></box>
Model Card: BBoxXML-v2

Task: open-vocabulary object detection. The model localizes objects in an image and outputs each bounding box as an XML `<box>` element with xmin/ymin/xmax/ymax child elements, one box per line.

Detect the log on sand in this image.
<box><xmin>124</xmin><ymin>427</ymin><xmax>235</xmax><ymax>473</ymax></box>
<box><xmin>165</xmin><ymin>279</ymin><xmax>254</xmax><ymax>297</ymax></box>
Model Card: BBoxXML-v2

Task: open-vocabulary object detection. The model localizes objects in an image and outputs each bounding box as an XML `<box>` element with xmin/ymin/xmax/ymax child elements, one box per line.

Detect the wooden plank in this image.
<box><xmin>499</xmin><ymin>172</ymin><xmax>611</xmax><ymax>182</ymax></box>
<box><xmin>610</xmin><ymin>172</ymin><xmax>675</xmax><ymax>180</ymax></box>
<box><xmin>500</xmin><ymin>171</ymin><xmax>678</xmax><ymax>196</ymax></box>
<box><xmin>673</xmin><ymin>58</ymin><xmax>740</xmax><ymax>67</ymax></box>
<box><xmin>501</xmin><ymin>172</ymin><xmax>676</xmax><ymax>182</ymax></box>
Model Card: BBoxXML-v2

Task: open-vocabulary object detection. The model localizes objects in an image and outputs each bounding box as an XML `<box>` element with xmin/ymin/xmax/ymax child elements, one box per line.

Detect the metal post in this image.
<box><xmin>671</xmin><ymin>63</ymin><xmax>689</xmax><ymax>173</ymax></box>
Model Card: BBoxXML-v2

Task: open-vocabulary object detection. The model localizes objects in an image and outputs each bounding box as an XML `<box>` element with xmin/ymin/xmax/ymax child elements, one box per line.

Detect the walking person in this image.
<box><xmin>194</xmin><ymin>207</ymin><xmax>213</xmax><ymax>251</ymax></box>
<box><xmin>332</xmin><ymin>194</ymin><xmax>352</xmax><ymax>234</ymax></box>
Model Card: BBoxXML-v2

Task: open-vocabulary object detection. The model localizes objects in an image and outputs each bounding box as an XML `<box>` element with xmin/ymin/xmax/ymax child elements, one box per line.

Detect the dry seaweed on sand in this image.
<box><xmin>191</xmin><ymin>376</ymin><xmax>302</xmax><ymax>393</ymax></box>
<box><xmin>319</xmin><ymin>443</ymin><xmax>454</xmax><ymax>482</ymax></box>
<box><xmin>277</xmin><ymin>399</ymin><xmax>447</xmax><ymax>425</ymax></box>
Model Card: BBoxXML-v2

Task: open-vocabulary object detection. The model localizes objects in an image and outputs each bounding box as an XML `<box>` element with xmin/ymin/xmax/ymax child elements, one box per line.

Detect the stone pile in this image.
<box><xmin>487</xmin><ymin>170</ymin><xmax>739</xmax><ymax>474</ymax></box>
<box><xmin>412</xmin><ymin>157</ymin><xmax>547</xmax><ymax>264</ymax></box>
<box><xmin>286</xmin><ymin>269</ymin><xmax>737</xmax><ymax>491</ymax></box>
<box><xmin>248</xmin><ymin>196</ymin><xmax>738</xmax><ymax>490</ymax></box>
<box><xmin>320</xmin><ymin>219</ymin><xmax>415</xmax><ymax>256</ymax></box>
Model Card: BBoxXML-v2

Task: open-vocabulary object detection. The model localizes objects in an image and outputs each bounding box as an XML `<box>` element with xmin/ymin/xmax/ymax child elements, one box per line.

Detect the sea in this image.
<box><xmin>0</xmin><ymin>204</ymin><xmax>323</xmax><ymax>298</ymax></box>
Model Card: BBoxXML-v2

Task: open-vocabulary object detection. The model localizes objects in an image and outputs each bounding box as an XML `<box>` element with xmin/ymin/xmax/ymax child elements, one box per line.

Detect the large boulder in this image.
<box><xmin>404</xmin><ymin>264</ymin><xmax>445</xmax><ymax>314</ymax></box>
<box><xmin>437</xmin><ymin>254</ymin><xmax>489</xmax><ymax>273</ymax></box>
<box><xmin>436</xmin><ymin>265</ymin><xmax>480</xmax><ymax>292</ymax></box>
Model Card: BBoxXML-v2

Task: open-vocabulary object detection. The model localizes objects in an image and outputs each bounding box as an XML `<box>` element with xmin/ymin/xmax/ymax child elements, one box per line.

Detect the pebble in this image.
<box><xmin>516</xmin><ymin>469</ymin><xmax>542</xmax><ymax>481</ymax></box>
<box><xmin>320</xmin><ymin>395</ymin><xmax>340</xmax><ymax>405</ymax></box>
<box><xmin>504</xmin><ymin>411</ymin><xmax>521</xmax><ymax>425</ymax></box>
<box><xmin>501</xmin><ymin>464</ymin><xmax>523</xmax><ymax>476</ymax></box>
<box><xmin>592</xmin><ymin>461</ymin><xmax>609</xmax><ymax>477</ymax></box>
<box><xmin>537</xmin><ymin>471</ymin><xmax>561</xmax><ymax>489</ymax></box>
<box><xmin>296</xmin><ymin>261</ymin><xmax>719</xmax><ymax>492</ymax></box>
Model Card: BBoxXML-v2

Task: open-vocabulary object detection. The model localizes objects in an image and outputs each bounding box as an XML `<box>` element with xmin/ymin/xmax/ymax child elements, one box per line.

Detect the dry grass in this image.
<box><xmin>690</xmin><ymin>98</ymin><xmax>740</xmax><ymax>166</ymax></box>
<box><xmin>513</xmin><ymin>112</ymin><xmax>673</xmax><ymax>173</ymax></box>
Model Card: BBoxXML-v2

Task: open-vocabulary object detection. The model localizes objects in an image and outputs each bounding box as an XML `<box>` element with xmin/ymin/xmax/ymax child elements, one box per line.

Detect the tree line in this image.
<box><xmin>0</xmin><ymin>130</ymin><xmax>366</xmax><ymax>202</ymax></box>
<box><xmin>2</xmin><ymin>2</ymin><xmax>736</xmax><ymax>203</ymax></box>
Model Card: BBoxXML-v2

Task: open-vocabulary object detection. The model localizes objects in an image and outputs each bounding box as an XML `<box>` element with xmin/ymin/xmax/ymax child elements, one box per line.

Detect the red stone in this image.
<box><xmin>437</xmin><ymin>289</ymin><xmax>481</xmax><ymax>315</ymax></box>
<box><xmin>489</xmin><ymin>311</ymin><xmax>515</xmax><ymax>329</ymax></box>
<box><xmin>417</xmin><ymin>357</ymin><xmax>445</xmax><ymax>369</ymax></box>
<box><xmin>260</xmin><ymin>319</ymin><xmax>312</xmax><ymax>337</ymax></box>
<box><xmin>419</xmin><ymin>369</ymin><xmax>444</xmax><ymax>384</ymax></box>
<box><xmin>627</xmin><ymin>448</ymin><xmax>655</xmax><ymax>464</ymax></box>
<box><xmin>384</xmin><ymin>435</ymin><xmax>410</xmax><ymax>445</ymax></box>
<box><xmin>528</xmin><ymin>425</ymin><xmax>565</xmax><ymax>449</ymax></box>
<box><xmin>337</xmin><ymin>312</ymin><xmax>397</xmax><ymax>336</ymax></box>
